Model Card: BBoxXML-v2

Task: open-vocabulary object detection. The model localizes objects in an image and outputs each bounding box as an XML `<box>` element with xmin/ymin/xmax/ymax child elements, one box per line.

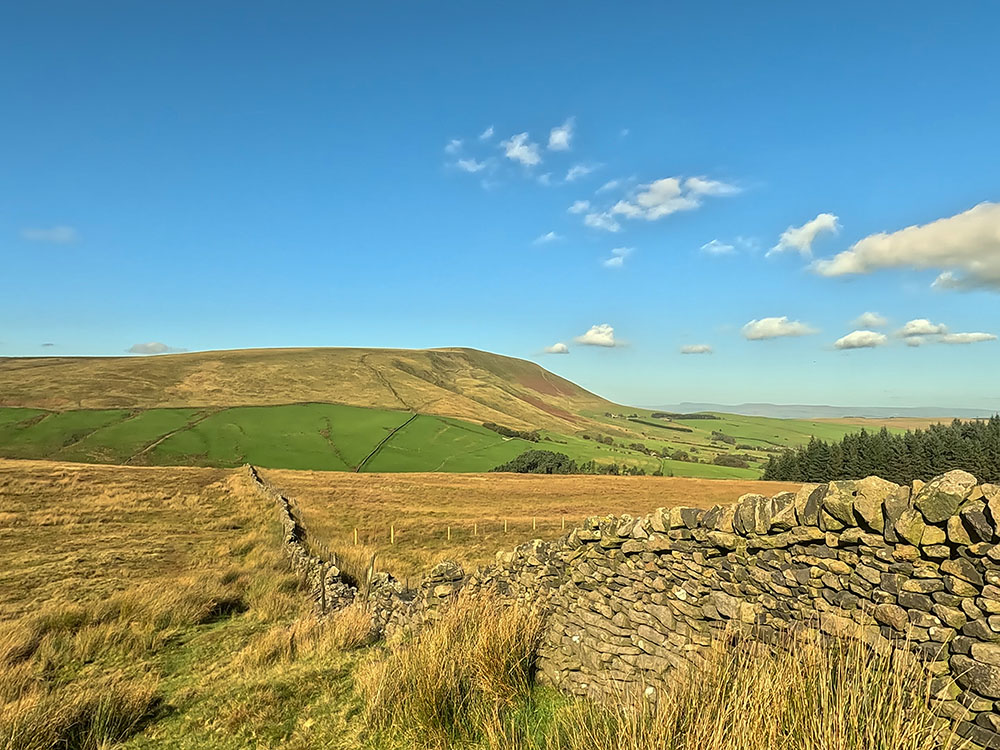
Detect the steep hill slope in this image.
<box><xmin>0</xmin><ymin>347</ymin><xmax>615</xmax><ymax>432</ymax></box>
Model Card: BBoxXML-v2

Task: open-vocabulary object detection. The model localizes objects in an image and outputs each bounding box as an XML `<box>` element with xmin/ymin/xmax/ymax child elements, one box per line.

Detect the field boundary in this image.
<box><xmin>354</xmin><ymin>412</ymin><xmax>418</xmax><ymax>472</ymax></box>
<box><xmin>249</xmin><ymin>464</ymin><xmax>1000</xmax><ymax>749</ymax></box>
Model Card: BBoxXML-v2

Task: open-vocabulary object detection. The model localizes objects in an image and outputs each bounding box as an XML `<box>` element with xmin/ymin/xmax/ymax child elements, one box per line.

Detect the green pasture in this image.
<box><xmin>0</xmin><ymin>403</ymin><xmax>896</xmax><ymax>478</ymax></box>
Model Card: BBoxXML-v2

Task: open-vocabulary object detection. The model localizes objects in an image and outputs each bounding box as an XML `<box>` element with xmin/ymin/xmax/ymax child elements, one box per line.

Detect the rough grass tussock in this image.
<box><xmin>356</xmin><ymin>592</ymin><xmax>963</xmax><ymax>750</ymax></box>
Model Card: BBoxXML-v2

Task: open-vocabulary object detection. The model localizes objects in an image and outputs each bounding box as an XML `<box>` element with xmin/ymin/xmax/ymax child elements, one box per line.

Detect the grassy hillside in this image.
<box><xmin>0</xmin><ymin>403</ymin><xmax>897</xmax><ymax>478</ymax></box>
<box><xmin>0</xmin><ymin>347</ymin><xmax>614</xmax><ymax>432</ymax></box>
<box><xmin>0</xmin><ymin>347</ymin><xmax>923</xmax><ymax>478</ymax></box>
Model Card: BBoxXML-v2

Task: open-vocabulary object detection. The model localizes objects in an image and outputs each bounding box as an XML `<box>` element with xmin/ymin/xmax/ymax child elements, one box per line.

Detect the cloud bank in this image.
<box><xmin>770</xmin><ymin>213</ymin><xmax>839</xmax><ymax>257</ymax></box>
<box><xmin>813</xmin><ymin>202</ymin><xmax>1000</xmax><ymax>290</ymax></box>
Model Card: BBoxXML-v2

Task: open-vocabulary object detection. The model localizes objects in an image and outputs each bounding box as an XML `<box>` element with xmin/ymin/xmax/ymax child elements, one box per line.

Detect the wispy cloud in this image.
<box><xmin>700</xmin><ymin>239</ymin><xmax>735</xmax><ymax>255</ymax></box>
<box><xmin>684</xmin><ymin>176</ymin><xmax>741</xmax><ymax>197</ymax></box>
<box><xmin>742</xmin><ymin>317</ymin><xmax>818</xmax><ymax>340</ymax></box>
<box><xmin>584</xmin><ymin>212</ymin><xmax>621</xmax><ymax>232</ymax></box>
<box><xmin>533</xmin><ymin>231</ymin><xmax>562</xmax><ymax>245</ymax></box>
<box><xmin>769</xmin><ymin>213</ymin><xmax>839</xmax><ymax>257</ymax></box>
<box><xmin>565</xmin><ymin>163</ymin><xmax>596</xmax><ymax>182</ymax></box>
<box><xmin>597</xmin><ymin>179</ymin><xmax>623</xmax><ymax>194</ymax></box>
<box><xmin>544</xmin><ymin>342</ymin><xmax>569</xmax><ymax>354</ymax></box>
<box><xmin>500</xmin><ymin>132</ymin><xmax>542</xmax><ymax>166</ymax></box>
<box><xmin>602</xmin><ymin>247</ymin><xmax>633</xmax><ymax>269</ymax></box>
<box><xmin>479</xmin><ymin>125</ymin><xmax>494</xmax><ymax>141</ymax></box>
<box><xmin>575</xmin><ymin>323</ymin><xmax>619</xmax><ymax>347</ymax></box>
<box><xmin>455</xmin><ymin>158</ymin><xmax>487</xmax><ymax>173</ymax></box>
<box><xmin>813</xmin><ymin>202</ymin><xmax>1000</xmax><ymax>291</ymax></box>
<box><xmin>444</xmin><ymin>138</ymin><xmax>463</xmax><ymax>155</ymax></box>
<box><xmin>680</xmin><ymin>344</ymin><xmax>713</xmax><ymax>355</ymax></box>
<box><xmin>941</xmin><ymin>332</ymin><xmax>997</xmax><ymax>344</ymax></box>
<box><xmin>21</xmin><ymin>226</ymin><xmax>78</xmax><ymax>244</ymax></box>
<box><xmin>834</xmin><ymin>330</ymin><xmax>887</xmax><ymax>350</ymax></box>
<box><xmin>127</xmin><ymin>342</ymin><xmax>186</xmax><ymax>355</ymax></box>
<box><xmin>568</xmin><ymin>200</ymin><xmax>591</xmax><ymax>214</ymax></box>
<box><xmin>548</xmin><ymin>117</ymin><xmax>575</xmax><ymax>151</ymax></box>
<box><xmin>610</xmin><ymin>176</ymin><xmax>738</xmax><ymax>222</ymax></box>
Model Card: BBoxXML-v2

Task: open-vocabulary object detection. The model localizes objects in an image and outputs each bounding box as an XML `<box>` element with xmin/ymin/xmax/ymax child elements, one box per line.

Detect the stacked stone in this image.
<box><xmin>534</xmin><ymin>470</ymin><xmax>1000</xmax><ymax>750</ymax></box>
<box><xmin>246</xmin><ymin>462</ymin><xmax>1000</xmax><ymax>748</ymax></box>
<box><xmin>244</xmin><ymin>465</ymin><xmax>351</xmax><ymax>615</ymax></box>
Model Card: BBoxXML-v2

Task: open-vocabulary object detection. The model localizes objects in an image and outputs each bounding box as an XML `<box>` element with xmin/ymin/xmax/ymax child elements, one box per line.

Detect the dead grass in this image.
<box><xmin>0</xmin><ymin>347</ymin><xmax>613</xmax><ymax>432</ymax></box>
<box><xmin>356</xmin><ymin>593</ymin><xmax>963</xmax><ymax>750</ymax></box>
<box><xmin>263</xmin><ymin>468</ymin><xmax>800</xmax><ymax>577</ymax></box>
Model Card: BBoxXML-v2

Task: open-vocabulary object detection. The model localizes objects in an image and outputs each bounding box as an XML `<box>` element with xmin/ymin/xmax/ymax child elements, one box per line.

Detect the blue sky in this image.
<box><xmin>2</xmin><ymin>1</ymin><xmax>999</xmax><ymax>409</ymax></box>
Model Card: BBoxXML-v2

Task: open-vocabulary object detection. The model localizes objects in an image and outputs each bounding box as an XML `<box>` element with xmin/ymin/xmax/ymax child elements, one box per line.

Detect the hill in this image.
<box><xmin>0</xmin><ymin>347</ymin><xmax>613</xmax><ymax>432</ymax></box>
<box><xmin>0</xmin><ymin>347</ymin><xmax>921</xmax><ymax>478</ymax></box>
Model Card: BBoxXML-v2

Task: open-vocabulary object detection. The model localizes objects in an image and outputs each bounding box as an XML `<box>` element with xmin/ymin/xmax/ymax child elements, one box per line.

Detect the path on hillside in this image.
<box><xmin>124</xmin><ymin>410</ymin><xmax>218</xmax><ymax>465</ymax></box>
<box><xmin>360</xmin><ymin>353</ymin><xmax>411</xmax><ymax>410</ymax></box>
<box><xmin>355</xmin><ymin>413</ymin><xmax>418</xmax><ymax>472</ymax></box>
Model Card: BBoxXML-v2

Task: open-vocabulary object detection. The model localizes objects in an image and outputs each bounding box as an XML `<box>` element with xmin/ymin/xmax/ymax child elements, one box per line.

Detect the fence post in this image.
<box><xmin>562</xmin><ymin>515</ymin><xmax>566</xmax><ymax>530</ymax></box>
<box><xmin>533</xmin><ymin>516</ymin><xmax>537</xmax><ymax>531</ymax></box>
<box><xmin>354</xmin><ymin>528</ymin><xmax>358</xmax><ymax>546</ymax></box>
<box><xmin>504</xmin><ymin>519</ymin><xmax>508</xmax><ymax>534</ymax></box>
<box><xmin>447</xmin><ymin>526</ymin><xmax>451</xmax><ymax>542</ymax></box>
<box><xmin>391</xmin><ymin>524</ymin><xmax>395</xmax><ymax>545</ymax></box>
<box><xmin>474</xmin><ymin>522</ymin><xmax>478</xmax><ymax>537</ymax></box>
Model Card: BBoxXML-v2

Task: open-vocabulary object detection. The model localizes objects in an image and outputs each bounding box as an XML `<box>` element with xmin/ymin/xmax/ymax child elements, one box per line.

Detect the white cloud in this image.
<box><xmin>568</xmin><ymin>200</ymin><xmax>591</xmax><ymax>214</ymax></box>
<box><xmin>940</xmin><ymin>332</ymin><xmax>997</xmax><ymax>344</ymax></box>
<box><xmin>548</xmin><ymin>117</ymin><xmax>575</xmax><ymax>151</ymax></box>
<box><xmin>742</xmin><ymin>317</ymin><xmax>818</xmax><ymax>340</ymax></box>
<box><xmin>602</xmin><ymin>247</ymin><xmax>633</xmax><ymax>269</ymax></box>
<box><xmin>597</xmin><ymin>179</ymin><xmax>622</xmax><ymax>194</ymax></box>
<box><xmin>897</xmin><ymin>318</ymin><xmax>948</xmax><ymax>337</ymax></box>
<box><xmin>500</xmin><ymin>132</ymin><xmax>541</xmax><ymax>167</ymax></box>
<box><xmin>701</xmin><ymin>239</ymin><xmax>735</xmax><ymax>255</ymax></box>
<box><xmin>684</xmin><ymin>176</ymin><xmax>741</xmax><ymax>197</ymax></box>
<box><xmin>853</xmin><ymin>311</ymin><xmax>888</xmax><ymax>329</ymax></box>
<box><xmin>544</xmin><ymin>342</ymin><xmax>569</xmax><ymax>354</ymax></box>
<box><xmin>813</xmin><ymin>203</ymin><xmax>1000</xmax><ymax>290</ymax></box>
<box><xmin>565</xmin><ymin>164</ymin><xmax>596</xmax><ymax>182</ymax></box>
<box><xmin>834</xmin><ymin>330</ymin><xmax>888</xmax><ymax>350</ymax></box>
<box><xmin>21</xmin><ymin>226</ymin><xmax>78</xmax><ymax>244</ymax></box>
<box><xmin>479</xmin><ymin>125</ymin><xmax>494</xmax><ymax>141</ymax></box>
<box><xmin>769</xmin><ymin>213</ymin><xmax>839</xmax><ymax>257</ymax></box>
<box><xmin>444</xmin><ymin>138</ymin><xmax>463</xmax><ymax>155</ymax></box>
<box><xmin>575</xmin><ymin>323</ymin><xmax>618</xmax><ymax>347</ymax></box>
<box><xmin>533</xmin><ymin>231</ymin><xmax>562</xmax><ymax>245</ymax></box>
<box><xmin>456</xmin><ymin>158</ymin><xmax>487</xmax><ymax>173</ymax></box>
<box><xmin>680</xmin><ymin>344</ymin><xmax>713</xmax><ymax>355</ymax></box>
<box><xmin>610</xmin><ymin>175</ymin><xmax>736</xmax><ymax>223</ymax></box>
<box><xmin>127</xmin><ymin>342</ymin><xmax>185</xmax><ymax>355</ymax></box>
<box><xmin>613</xmin><ymin>178</ymin><xmax>699</xmax><ymax>220</ymax></box>
<box><xmin>905</xmin><ymin>337</ymin><xmax>926</xmax><ymax>348</ymax></box>
<box><xmin>584</xmin><ymin>212</ymin><xmax>621</xmax><ymax>232</ymax></box>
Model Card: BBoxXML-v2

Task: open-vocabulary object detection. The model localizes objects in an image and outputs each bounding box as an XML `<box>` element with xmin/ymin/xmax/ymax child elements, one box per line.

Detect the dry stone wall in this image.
<box><xmin>246</xmin><ymin>465</ymin><xmax>1000</xmax><ymax>750</ymax></box>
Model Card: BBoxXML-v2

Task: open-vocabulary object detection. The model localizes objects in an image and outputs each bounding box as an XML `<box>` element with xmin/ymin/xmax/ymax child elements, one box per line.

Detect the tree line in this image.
<box><xmin>762</xmin><ymin>417</ymin><xmax>1000</xmax><ymax>484</ymax></box>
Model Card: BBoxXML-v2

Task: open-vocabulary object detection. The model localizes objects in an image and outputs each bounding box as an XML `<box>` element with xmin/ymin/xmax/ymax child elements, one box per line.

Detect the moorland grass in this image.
<box><xmin>356</xmin><ymin>593</ymin><xmax>962</xmax><ymax>750</ymax></box>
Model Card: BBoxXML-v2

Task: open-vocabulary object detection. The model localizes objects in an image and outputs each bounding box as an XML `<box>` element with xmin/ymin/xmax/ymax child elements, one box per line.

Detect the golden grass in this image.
<box><xmin>0</xmin><ymin>458</ymin><xmax>350</xmax><ymax>749</ymax></box>
<box><xmin>357</xmin><ymin>593</ymin><xmax>963</xmax><ymax>750</ymax></box>
<box><xmin>263</xmin><ymin>468</ymin><xmax>800</xmax><ymax>577</ymax></box>
<box><xmin>357</xmin><ymin>592</ymin><xmax>545</xmax><ymax>748</ymax></box>
<box><xmin>0</xmin><ymin>347</ymin><xmax>612</xmax><ymax>431</ymax></box>
<box><xmin>0</xmin><ymin>458</ymin><xmax>242</xmax><ymax>620</ymax></box>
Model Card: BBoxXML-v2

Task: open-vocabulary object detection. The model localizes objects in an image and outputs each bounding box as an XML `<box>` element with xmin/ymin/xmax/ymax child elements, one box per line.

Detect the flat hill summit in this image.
<box><xmin>0</xmin><ymin>347</ymin><xmax>615</xmax><ymax>432</ymax></box>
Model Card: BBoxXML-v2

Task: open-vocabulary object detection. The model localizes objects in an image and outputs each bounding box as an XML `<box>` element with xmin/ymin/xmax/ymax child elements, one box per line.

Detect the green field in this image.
<box><xmin>0</xmin><ymin>404</ymin><xmax>907</xmax><ymax>478</ymax></box>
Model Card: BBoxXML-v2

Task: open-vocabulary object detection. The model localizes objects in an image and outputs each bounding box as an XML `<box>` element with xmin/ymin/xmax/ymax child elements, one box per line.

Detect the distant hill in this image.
<box><xmin>651</xmin><ymin>402</ymin><xmax>995</xmax><ymax>420</ymax></box>
<box><xmin>0</xmin><ymin>347</ymin><xmax>616</xmax><ymax>432</ymax></box>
